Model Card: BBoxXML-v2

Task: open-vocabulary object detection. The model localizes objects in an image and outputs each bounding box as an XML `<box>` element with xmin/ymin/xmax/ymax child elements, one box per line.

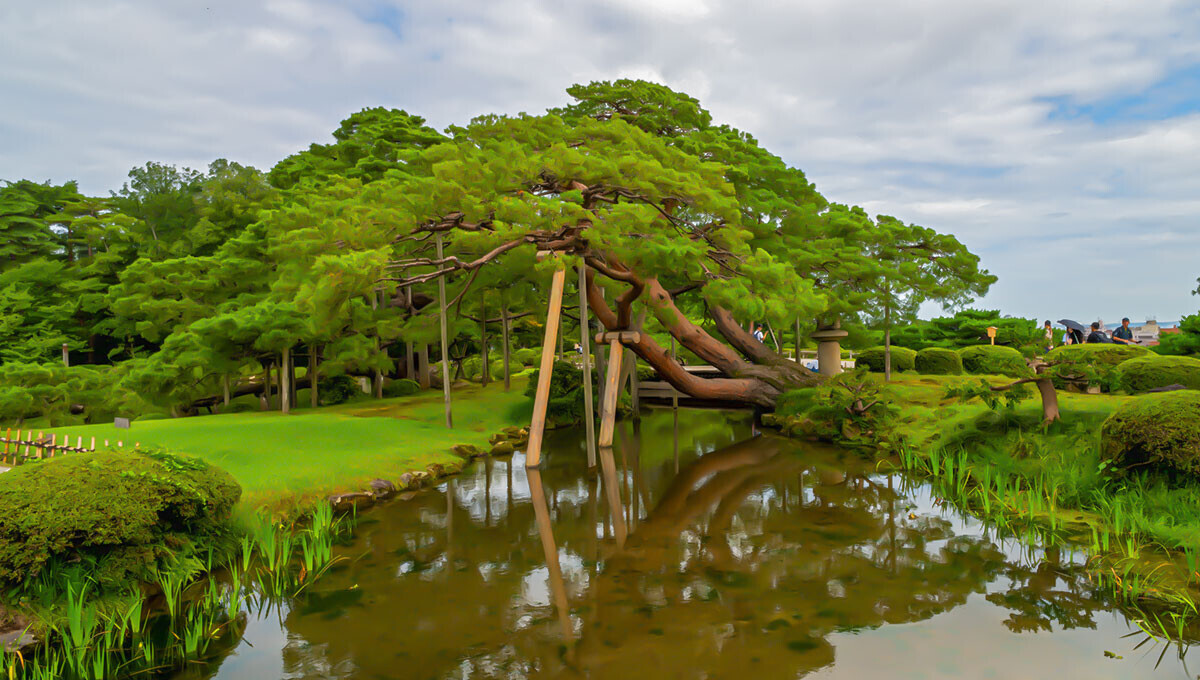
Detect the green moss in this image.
<box><xmin>0</xmin><ymin>450</ymin><xmax>240</xmax><ymax>586</ymax></box>
<box><xmin>1113</xmin><ymin>355</ymin><xmax>1200</xmax><ymax>393</ymax></box>
<box><xmin>958</xmin><ymin>345</ymin><xmax>1029</xmax><ymax>377</ymax></box>
<box><xmin>513</xmin><ymin>348</ymin><xmax>539</xmax><ymax>365</ymax></box>
<box><xmin>914</xmin><ymin>347</ymin><xmax>963</xmax><ymax>375</ymax></box>
<box><xmin>856</xmin><ymin>346</ymin><xmax>916</xmax><ymax>373</ymax></box>
<box><xmin>1101</xmin><ymin>391</ymin><xmax>1200</xmax><ymax>477</ymax></box>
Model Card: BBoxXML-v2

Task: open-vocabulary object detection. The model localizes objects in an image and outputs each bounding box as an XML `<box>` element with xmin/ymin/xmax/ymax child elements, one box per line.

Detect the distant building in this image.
<box><xmin>1131</xmin><ymin>319</ymin><xmax>1162</xmax><ymax>346</ymax></box>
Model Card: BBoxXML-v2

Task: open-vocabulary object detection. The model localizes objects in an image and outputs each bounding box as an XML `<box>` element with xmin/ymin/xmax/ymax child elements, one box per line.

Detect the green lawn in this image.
<box><xmin>33</xmin><ymin>379</ymin><xmax>533</xmax><ymax>512</ymax></box>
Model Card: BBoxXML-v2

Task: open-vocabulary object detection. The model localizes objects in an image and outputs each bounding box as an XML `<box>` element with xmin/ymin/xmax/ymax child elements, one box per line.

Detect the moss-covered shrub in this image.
<box><xmin>382</xmin><ymin>378</ymin><xmax>421</xmax><ymax>398</ymax></box>
<box><xmin>524</xmin><ymin>360</ymin><xmax>601</xmax><ymax>426</ymax></box>
<box><xmin>513</xmin><ymin>348</ymin><xmax>540</xmax><ymax>366</ymax></box>
<box><xmin>317</xmin><ymin>374</ymin><xmax>360</xmax><ymax>405</ymax></box>
<box><xmin>915</xmin><ymin>347</ymin><xmax>963</xmax><ymax>375</ymax></box>
<box><xmin>1045</xmin><ymin>343</ymin><xmax>1151</xmax><ymax>389</ymax></box>
<box><xmin>1113</xmin><ymin>355</ymin><xmax>1200</xmax><ymax>393</ymax></box>
<box><xmin>1101</xmin><ymin>391</ymin><xmax>1200</xmax><ymax>477</ymax></box>
<box><xmin>958</xmin><ymin>345</ymin><xmax>1029</xmax><ymax>377</ymax></box>
<box><xmin>0</xmin><ymin>450</ymin><xmax>240</xmax><ymax>586</ymax></box>
<box><xmin>489</xmin><ymin>359</ymin><xmax>524</xmax><ymax>381</ymax></box>
<box><xmin>856</xmin><ymin>346</ymin><xmax>917</xmax><ymax>373</ymax></box>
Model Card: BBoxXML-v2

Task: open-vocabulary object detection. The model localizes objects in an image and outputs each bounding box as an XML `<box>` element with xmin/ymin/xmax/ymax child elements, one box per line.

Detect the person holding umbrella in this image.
<box><xmin>1058</xmin><ymin>319</ymin><xmax>1087</xmax><ymax>345</ymax></box>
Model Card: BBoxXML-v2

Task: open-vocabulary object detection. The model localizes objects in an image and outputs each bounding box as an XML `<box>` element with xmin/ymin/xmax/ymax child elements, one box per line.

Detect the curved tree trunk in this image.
<box><xmin>584</xmin><ymin>271</ymin><xmax>819</xmax><ymax>408</ymax></box>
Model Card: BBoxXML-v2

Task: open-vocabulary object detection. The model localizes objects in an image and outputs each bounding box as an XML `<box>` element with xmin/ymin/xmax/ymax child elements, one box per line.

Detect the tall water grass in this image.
<box><xmin>1</xmin><ymin>503</ymin><xmax>355</xmax><ymax>680</ymax></box>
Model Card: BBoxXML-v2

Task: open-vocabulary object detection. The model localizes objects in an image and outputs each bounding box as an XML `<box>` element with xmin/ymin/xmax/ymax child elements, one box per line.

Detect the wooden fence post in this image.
<box><xmin>525</xmin><ymin>263</ymin><xmax>567</xmax><ymax>469</ymax></box>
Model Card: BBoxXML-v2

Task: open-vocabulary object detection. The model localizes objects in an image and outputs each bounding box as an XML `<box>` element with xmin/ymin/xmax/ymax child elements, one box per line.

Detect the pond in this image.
<box><xmin>175</xmin><ymin>408</ymin><xmax>1193</xmax><ymax>679</ymax></box>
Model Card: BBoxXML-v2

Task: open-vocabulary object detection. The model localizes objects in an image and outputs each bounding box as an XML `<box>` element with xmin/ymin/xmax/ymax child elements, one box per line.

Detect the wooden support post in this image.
<box><xmin>310</xmin><ymin>344</ymin><xmax>320</xmax><ymax>408</ymax></box>
<box><xmin>479</xmin><ymin>294</ymin><xmax>490</xmax><ymax>387</ymax></box>
<box><xmin>525</xmin><ymin>265</ymin><xmax>567</xmax><ymax>468</ymax></box>
<box><xmin>35</xmin><ymin>431</ymin><xmax>43</xmax><ymax>459</ymax></box>
<box><xmin>795</xmin><ymin>318</ymin><xmax>802</xmax><ymax>362</ymax></box>
<box><xmin>222</xmin><ymin>374</ymin><xmax>231</xmax><ymax>409</ymax></box>
<box><xmin>89</xmin><ymin>437</ymin><xmax>95</xmax><ymax>451</ymax></box>
<box><xmin>49</xmin><ymin>434</ymin><xmax>56</xmax><ymax>458</ymax></box>
<box><xmin>579</xmin><ymin>266</ymin><xmax>596</xmax><ymax>468</ymax></box>
<box><xmin>371</xmin><ymin>290</ymin><xmax>384</xmax><ymax>400</ymax></box>
<box><xmin>3</xmin><ymin>428</ymin><xmax>9</xmax><ymax>462</ymax></box>
<box><xmin>435</xmin><ymin>233</ymin><xmax>453</xmax><ymax>429</ymax></box>
<box><xmin>598</xmin><ymin>340</ymin><xmax>624</xmax><ymax>447</ymax></box>
<box><xmin>281</xmin><ymin>347</ymin><xmax>292</xmax><ymax>414</ymax></box>
<box><xmin>670</xmin><ymin>336</ymin><xmax>679</xmax><ymax>410</ymax></box>
<box><xmin>76</xmin><ymin>436</ymin><xmax>82</xmax><ymax>451</ymax></box>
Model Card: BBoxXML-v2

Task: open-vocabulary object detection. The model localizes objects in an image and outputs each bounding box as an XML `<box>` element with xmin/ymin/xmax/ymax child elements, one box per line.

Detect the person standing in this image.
<box><xmin>1086</xmin><ymin>322</ymin><xmax>1109</xmax><ymax>344</ymax></box>
<box><xmin>1043</xmin><ymin>320</ymin><xmax>1054</xmax><ymax>351</ymax></box>
<box><xmin>1112</xmin><ymin>317</ymin><xmax>1135</xmax><ymax>344</ymax></box>
<box><xmin>753</xmin><ymin>325</ymin><xmax>765</xmax><ymax>343</ymax></box>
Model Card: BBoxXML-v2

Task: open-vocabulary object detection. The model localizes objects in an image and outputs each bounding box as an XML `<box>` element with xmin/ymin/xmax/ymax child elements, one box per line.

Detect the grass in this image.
<box><xmin>870</xmin><ymin>372</ymin><xmax>1200</xmax><ymax>618</ymax></box>
<box><xmin>19</xmin><ymin>378</ymin><xmax>533</xmax><ymax>511</ymax></box>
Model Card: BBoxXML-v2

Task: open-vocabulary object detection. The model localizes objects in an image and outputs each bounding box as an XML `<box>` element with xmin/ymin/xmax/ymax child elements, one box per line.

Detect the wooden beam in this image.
<box><xmin>598</xmin><ymin>340</ymin><xmax>624</xmax><ymax>447</ymax></box>
<box><xmin>436</xmin><ymin>233</ymin><xmax>453</xmax><ymax>428</ymax></box>
<box><xmin>579</xmin><ymin>266</ymin><xmax>596</xmax><ymax>468</ymax></box>
<box><xmin>594</xmin><ymin>330</ymin><xmax>641</xmax><ymax>345</ymax></box>
<box><xmin>525</xmin><ymin>266</ymin><xmax>567</xmax><ymax>468</ymax></box>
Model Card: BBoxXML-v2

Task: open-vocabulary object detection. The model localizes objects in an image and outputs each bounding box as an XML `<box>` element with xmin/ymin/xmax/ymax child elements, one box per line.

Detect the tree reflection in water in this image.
<box><xmin>184</xmin><ymin>410</ymin><xmax>1179</xmax><ymax>680</ymax></box>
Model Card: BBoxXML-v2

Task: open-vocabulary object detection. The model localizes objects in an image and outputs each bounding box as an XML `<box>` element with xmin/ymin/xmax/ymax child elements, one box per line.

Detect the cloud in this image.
<box><xmin>2</xmin><ymin>0</ymin><xmax>1199</xmax><ymax>322</ymax></box>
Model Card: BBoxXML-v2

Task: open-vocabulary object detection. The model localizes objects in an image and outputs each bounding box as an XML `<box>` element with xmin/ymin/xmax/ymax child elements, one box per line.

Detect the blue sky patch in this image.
<box><xmin>1040</xmin><ymin>63</ymin><xmax>1200</xmax><ymax>124</ymax></box>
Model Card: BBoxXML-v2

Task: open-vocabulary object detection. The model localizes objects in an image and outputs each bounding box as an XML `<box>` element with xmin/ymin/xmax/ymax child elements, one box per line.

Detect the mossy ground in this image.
<box><xmin>19</xmin><ymin>378</ymin><xmax>533</xmax><ymax>513</ymax></box>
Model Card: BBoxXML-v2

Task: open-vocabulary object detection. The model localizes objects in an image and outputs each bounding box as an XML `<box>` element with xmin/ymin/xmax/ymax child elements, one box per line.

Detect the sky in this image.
<box><xmin>3</xmin><ymin>0</ymin><xmax>1200</xmax><ymax>326</ymax></box>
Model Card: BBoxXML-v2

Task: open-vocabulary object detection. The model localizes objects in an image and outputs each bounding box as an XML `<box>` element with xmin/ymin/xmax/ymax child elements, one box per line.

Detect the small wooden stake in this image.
<box><xmin>90</xmin><ymin>437</ymin><xmax>96</xmax><ymax>451</ymax></box>
<box><xmin>525</xmin><ymin>266</ymin><xmax>567</xmax><ymax>468</ymax></box>
<box><xmin>598</xmin><ymin>340</ymin><xmax>624</xmax><ymax>447</ymax></box>
<box><xmin>36</xmin><ymin>431</ymin><xmax>43</xmax><ymax>459</ymax></box>
<box><xmin>50</xmin><ymin>434</ymin><xmax>57</xmax><ymax>457</ymax></box>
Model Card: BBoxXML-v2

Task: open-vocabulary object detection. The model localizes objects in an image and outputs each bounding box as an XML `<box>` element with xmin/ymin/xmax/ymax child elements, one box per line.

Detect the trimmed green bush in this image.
<box><xmin>915</xmin><ymin>347</ymin><xmax>963</xmax><ymax>375</ymax></box>
<box><xmin>317</xmin><ymin>374</ymin><xmax>360</xmax><ymax>405</ymax></box>
<box><xmin>524</xmin><ymin>360</ymin><xmax>599</xmax><ymax>426</ymax></box>
<box><xmin>1101</xmin><ymin>391</ymin><xmax>1200</xmax><ymax>477</ymax></box>
<box><xmin>958</xmin><ymin>345</ymin><xmax>1029</xmax><ymax>377</ymax></box>
<box><xmin>382</xmin><ymin>378</ymin><xmax>421</xmax><ymax>398</ymax></box>
<box><xmin>462</xmin><ymin>356</ymin><xmax>484</xmax><ymax>380</ymax></box>
<box><xmin>1045</xmin><ymin>343</ymin><xmax>1151</xmax><ymax>389</ymax></box>
<box><xmin>1113</xmin><ymin>355</ymin><xmax>1200</xmax><ymax>393</ymax></box>
<box><xmin>489</xmin><ymin>359</ymin><xmax>524</xmax><ymax>381</ymax></box>
<box><xmin>0</xmin><ymin>449</ymin><xmax>240</xmax><ymax>586</ymax></box>
<box><xmin>513</xmin><ymin>348</ymin><xmax>539</xmax><ymax>366</ymax></box>
<box><xmin>856</xmin><ymin>346</ymin><xmax>917</xmax><ymax>373</ymax></box>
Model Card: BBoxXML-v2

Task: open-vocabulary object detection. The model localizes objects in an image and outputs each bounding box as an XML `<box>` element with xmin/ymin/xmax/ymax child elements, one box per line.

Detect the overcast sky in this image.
<box><xmin>3</xmin><ymin>0</ymin><xmax>1199</xmax><ymax>325</ymax></box>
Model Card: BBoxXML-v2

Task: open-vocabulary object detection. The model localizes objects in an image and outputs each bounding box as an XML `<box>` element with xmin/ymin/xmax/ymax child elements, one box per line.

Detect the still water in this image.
<box><xmin>180</xmin><ymin>409</ymin><xmax>1194</xmax><ymax>679</ymax></box>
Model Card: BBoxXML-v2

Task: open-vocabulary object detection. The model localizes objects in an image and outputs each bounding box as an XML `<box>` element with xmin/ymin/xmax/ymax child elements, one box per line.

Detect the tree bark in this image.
<box><xmin>222</xmin><ymin>374</ymin><xmax>230</xmax><ymax>409</ymax></box>
<box><xmin>884</xmin><ymin>298</ymin><xmax>892</xmax><ymax>382</ymax></box>
<box><xmin>281</xmin><ymin>347</ymin><xmax>292</xmax><ymax>414</ymax></box>
<box><xmin>501</xmin><ymin>300</ymin><xmax>511</xmax><ymax>391</ymax></box>
<box><xmin>480</xmin><ymin>295</ymin><xmax>490</xmax><ymax>387</ymax></box>
<box><xmin>418</xmin><ymin>344</ymin><xmax>430</xmax><ymax>389</ymax></box>
<box><xmin>310</xmin><ymin>344</ymin><xmax>320</xmax><ymax>408</ymax></box>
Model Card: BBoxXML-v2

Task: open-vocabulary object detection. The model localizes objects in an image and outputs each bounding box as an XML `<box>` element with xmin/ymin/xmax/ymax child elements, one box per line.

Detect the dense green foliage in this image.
<box><xmin>381</xmin><ymin>378</ymin><xmax>420</xmax><ymax>398</ymax></box>
<box><xmin>317</xmin><ymin>374</ymin><xmax>361</xmax><ymax>405</ymax></box>
<box><xmin>1101</xmin><ymin>392</ymin><xmax>1200</xmax><ymax>477</ymax></box>
<box><xmin>1113</xmin><ymin>355</ymin><xmax>1200</xmax><ymax>392</ymax></box>
<box><xmin>0</xmin><ymin>449</ymin><xmax>240</xmax><ymax>586</ymax></box>
<box><xmin>914</xmin><ymin>347</ymin><xmax>963</xmax><ymax>375</ymax></box>
<box><xmin>1045</xmin><ymin>343</ymin><xmax>1150</xmax><ymax>389</ymax></box>
<box><xmin>1154</xmin><ymin>313</ymin><xmax>1200</xmax><ymax>356</ymax></box>
<box><xmin>889</xmin><ymin>310</ymin><xmax>1039</xmax><ymax>351</ymax></box>
<box><xmin>856</xmin><ymin>346</ymin><xmax>916</xmax><ymax>372</ymax></box>
<box><xmin>958</xmin><ymin>345</ymin><xmax>1029</xmax><ymax>377</ymax></box>
<box><xmin>523</xmin><ymin>360</ymin><xmax>598</xmax><ymax>427</ymax></box>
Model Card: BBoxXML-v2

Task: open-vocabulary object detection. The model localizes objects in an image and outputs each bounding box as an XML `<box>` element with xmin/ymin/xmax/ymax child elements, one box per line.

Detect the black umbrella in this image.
<box><xmin>1057</xmin><ymin>319</ymin><xmax>1087</xmax><ymax>333</ymax></box>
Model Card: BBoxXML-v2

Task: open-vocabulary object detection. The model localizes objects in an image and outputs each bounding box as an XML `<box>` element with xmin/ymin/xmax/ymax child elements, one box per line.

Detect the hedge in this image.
<box><xmin>1113</xmin><ymin>355</ymin><xmax>1200</xmax><ymax>393</ymax></box>
<box><xmin>1101</xmin><ymin>391</ymin><xmax>1200</xmax><ymax>477</ymax></box>
<box><xmin>0</xmin><ymin>449</ymin><xmax>240</xmax><ymax>586</ymax></box>
<box><xmin>382</xmin><ymin>378</ymin><xmax>420</xmax><ymax>398</ymax></box>
<box><xmin>915</xmin><ymin>347</ymin><xmax>963</xmax><ymax>375</ymax></box>
<box><xmin>513</xmin><ymin>348</ymin><xmax>540</xmax><ymax>366</ymax></box>
<box><xmin>1045</xmin><ymin>343</ymin><xmax>1151</xmax><ymax>389</ymax></box>
<box><xmin>958</xmin><ymin>345</ymin><xmax>1029</xmax><ymax>377</ymax></box>
<box><xmin>856</xmin><ymin>346</ymin><xmax>917</xmax><ymax>373</ymax></box>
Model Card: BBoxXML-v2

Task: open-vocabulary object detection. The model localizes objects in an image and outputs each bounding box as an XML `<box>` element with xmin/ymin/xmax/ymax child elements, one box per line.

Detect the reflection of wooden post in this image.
<box><xmin>628</xmin><ymin>348</ymin><xmax>640</xmax><ymax>417</ymax></box>
<box><xmin>598</xmin><ymin>340</ymin><xmax>624</xmax><ymax>447</ymax></box>
<box><xmin>527</xmin><ymin>469</ymin><xmax>574</xmax><ymax>645</ymax></box>
<box><xmin>579</xmin><ymin>266</ymin><xmax>597</xmax><ymax>468</ymax></box>
<box><xmin>597</xmin><ymin>445</ymin><xmax>627</xmax><ymax>548</ymax></box>
<box><xmin>526</xmin><ymin>263</ymin><xmax>566</xmax><ymax>468</ymax></box>
<box><xmin>436</xmin><ymin>234</ymin><xmax>453</xmax><ymax>428</ymax></box>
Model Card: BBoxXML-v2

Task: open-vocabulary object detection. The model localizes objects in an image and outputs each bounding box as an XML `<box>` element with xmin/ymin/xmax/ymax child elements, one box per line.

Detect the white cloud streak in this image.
<box><xmin>2</xmin><ymin>0</ymin><xmax>1199</xmax><ymax>323</ymax></box>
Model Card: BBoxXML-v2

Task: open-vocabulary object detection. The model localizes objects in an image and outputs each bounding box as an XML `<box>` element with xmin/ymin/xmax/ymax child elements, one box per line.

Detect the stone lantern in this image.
<box><xmin>811</xmin><ymin>323</ymin><xmax>848</xmax><ymax>376</ymax></box>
